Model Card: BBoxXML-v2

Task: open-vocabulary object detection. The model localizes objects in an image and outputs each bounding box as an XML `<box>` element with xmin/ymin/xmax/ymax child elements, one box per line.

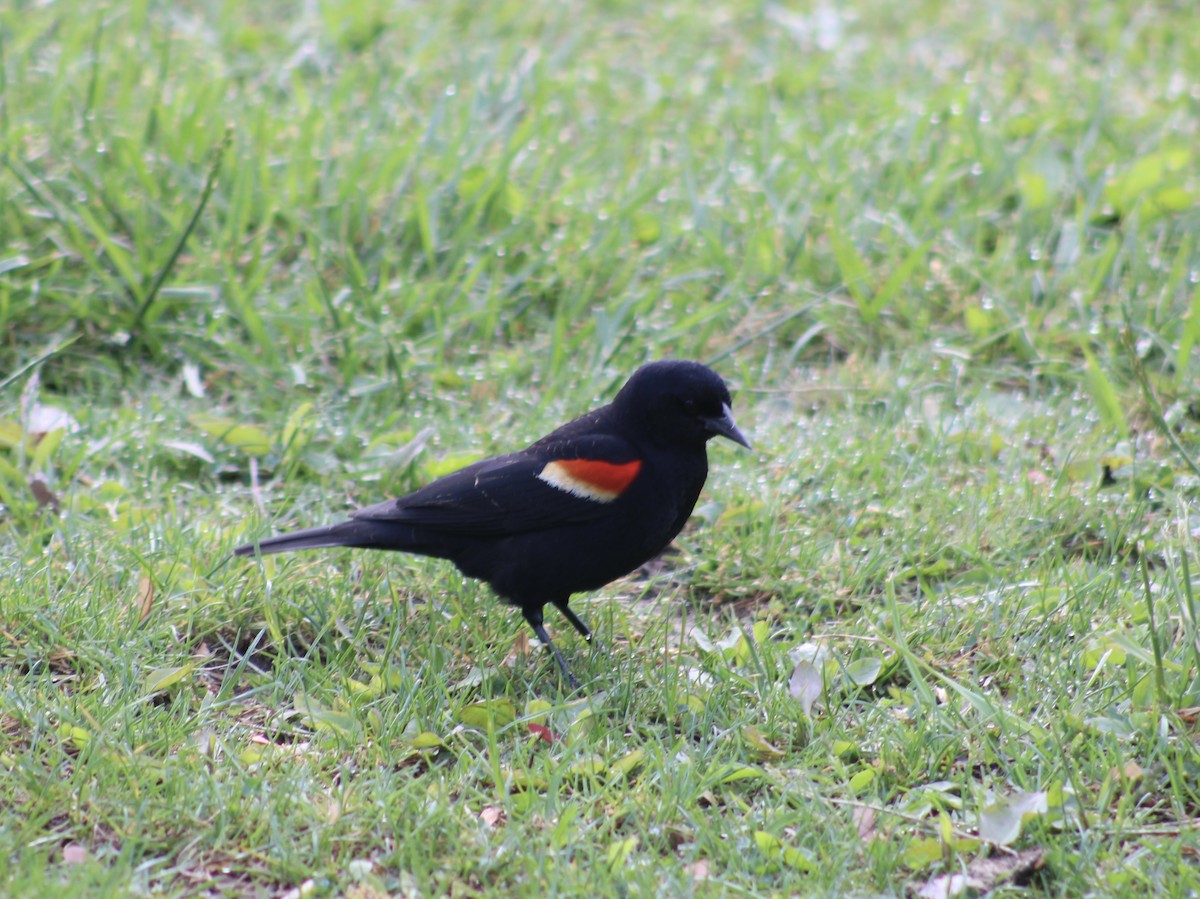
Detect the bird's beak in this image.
<box><xmin>703</xmin><ymin>403</ymin><xmax>751</xmax><ymax>449</ymax></box>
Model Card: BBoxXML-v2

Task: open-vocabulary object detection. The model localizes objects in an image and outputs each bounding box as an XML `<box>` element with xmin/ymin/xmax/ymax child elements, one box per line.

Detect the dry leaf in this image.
<box><xmin>280</xmin><ymin>878</ymin><xmax>317</xmax><ymax>899</ymax></box>
<box><xmin>1113</xmin><ymin>760</ymin><xmax>1144</xmax><ymax>782</ymax></box>
<box><xmin>29</xmin><ymin>476</ymin><xmax>60</xmax><ymax>512</ymax></box>
<box><xmin>135</xmin><ymin>574</ymin><xmax>155</xmax><ymax>624</ymax></box>
<box><xmin>528</xmin><ymin>723</ymin><xmax>557</xmax><ymax>744</ymax></box>
<box><xmin>789</xmin><ymin>660</ymin><xmax>823</xmax><ymax>716</ymax></box>
<box><xmin>741</xmin><ymin>725</ymin><xmax>785</xmax><ymax>758</ymax></box>
<box><xmin>62</xmin><ymin>844</ymin><xmax>88</xmax><ymax>864</ymax></box>
<box><xmin>852</xmin><ymin>805</ymin><xmax>877</xmax><ymax>842</ymax></box>
<box><xmin>480</xmin><ymin>806</ymin><xmax>505</xmax><ymax>827</ymax></box>
<box><xmin>979</xmin><ymin>791</ymin><xmax>1048</xmax><ymax>844</ymax></box>
<box><xmin>913</xmin><ymin>849</ymin><xmax>1045</xmax><ymax>898</ymax></box>
<box><xmin>183</xmin><ymin>361</ymin><xmax>206</xmax><ymax>398</ymax></box>
<box><xmin>915</xmin><ymin>872</ymin><xmax>969</xmax><ymax>899</ymax></box>
<box><xmin>506</xmin><ymin>631</ymin><xmax>531</xmax><ymax>666</ymax></box>
<box><xmin>163</xmin><ymin>440</ymin><xmax>216</xmax><ymax>464</ymax></box>
<box><xmin>27</xmin><ymin>404</ymin><xmax>79</xmax><ymax>437</ymax></box>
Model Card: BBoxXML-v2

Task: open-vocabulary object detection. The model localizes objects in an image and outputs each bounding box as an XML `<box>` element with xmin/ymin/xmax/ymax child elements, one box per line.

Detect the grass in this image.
<box><xmin>2</xmin><ymin>0</ymin><xmax>1199</xmax><ymax>895</ymax></box>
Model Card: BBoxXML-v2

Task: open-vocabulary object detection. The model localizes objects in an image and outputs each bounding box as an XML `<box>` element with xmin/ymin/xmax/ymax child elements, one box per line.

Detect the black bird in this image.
<box><xmin>234</xmin><ymin>360</ymin><xmax>750</xmax><ymax>687</ymax></box>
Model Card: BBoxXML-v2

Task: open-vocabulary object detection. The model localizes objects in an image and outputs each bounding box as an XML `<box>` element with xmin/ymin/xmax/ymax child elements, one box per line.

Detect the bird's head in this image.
<box><xmin>614</xmin><ymin>360</ymin><xmax>750</xmax><ymax>450</ymax></box>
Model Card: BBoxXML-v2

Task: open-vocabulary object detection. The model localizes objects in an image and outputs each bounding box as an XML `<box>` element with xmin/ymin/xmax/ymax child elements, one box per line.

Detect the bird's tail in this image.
<box><xmin>233</xmin><ymin>520</ymin><xmax>420</xmax><ymax>557</ymax></box>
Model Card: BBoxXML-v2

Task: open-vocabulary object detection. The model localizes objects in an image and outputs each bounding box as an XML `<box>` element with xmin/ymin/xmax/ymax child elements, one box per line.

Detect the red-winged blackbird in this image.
<box><xmin>234</xmin><ymin>360</ymin><xmax>749</xmax><ymax>686</ymax></box>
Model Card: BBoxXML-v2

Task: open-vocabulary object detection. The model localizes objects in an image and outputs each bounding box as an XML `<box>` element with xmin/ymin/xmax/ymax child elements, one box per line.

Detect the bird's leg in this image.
<box><xmin>553</xmin><ymin>601</ymin><xmax>592</xmax><ymax>642</ymax></box>
<box><xmin>522</xmin><ymin>607</ymin><xmax>578</xmax><ymax>690</ymax></box>
<box><xmin>553</xmin><ymin>600</ymin><xmax>609</xmax><ymax>656</ymax></box>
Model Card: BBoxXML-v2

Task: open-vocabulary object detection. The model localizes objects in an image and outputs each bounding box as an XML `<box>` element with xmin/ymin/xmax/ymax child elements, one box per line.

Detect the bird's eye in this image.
<box><xmin>682</xmin><ymin>398</ymin><xmax>698</xmax><ymax>413</ymax></box>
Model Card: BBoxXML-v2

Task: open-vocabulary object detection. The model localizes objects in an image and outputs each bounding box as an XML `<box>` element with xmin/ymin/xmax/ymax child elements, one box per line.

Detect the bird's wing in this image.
<box><xmin>349</xmin><ymin>434</ymin><xmax>644</xmax><ymax>537</ymax></box>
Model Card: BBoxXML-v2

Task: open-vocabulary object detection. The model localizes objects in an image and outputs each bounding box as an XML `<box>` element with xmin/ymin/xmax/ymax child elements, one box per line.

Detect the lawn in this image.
<box><xmin>2</xmin><ymin>0</ymin><xmax>1199</xmax><ymax>895</ymax></box>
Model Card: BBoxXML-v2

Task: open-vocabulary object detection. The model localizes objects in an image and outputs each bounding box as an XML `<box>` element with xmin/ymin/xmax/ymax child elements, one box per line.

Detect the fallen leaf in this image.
<box><xmin>294</xmin><ymin>693</ymin><xmax>358</xmax><ymax>736</ymax></box>
<box><xmin>29</xmin><ymin>476</ymin><xmax>60</xmax><ymax>512</ymax></box>
<box><xmin>163</xmin><ymin>440</ymin><xmax>216</xmax><ymax>464</ymax></box>
<box><xmin>915</xmin><ymin>873</ymin><xmax>969</xmax><ymax>898</ymax></box>
<box><xmin>480</xmin><ymin>806</ymin><xmax>504</xmax><ymax>827</ymax></box>
<box><xmin>713</xmin><ymin>763</ymin><xmax>763</xmax><ymax>783</ymax></box>
<box><xmin>609</xmin><ymin>748</ymin><xmax>646</xmax><ymax>778</ymax></box>
<box><xmin>1114</xmin><ymin>760</ymin><xmax>1144</xmax><ymax>782</ymax></box>
<box><xmin>844</xmin><ymin>656</ymin><xmax>883</xmax><ymax>686</ymax></box>
<box><xmin>914</xmin><ymin>849</ymin><xmax>1045</xmax><ymax>897</ymax></box>
<box><xmin>135</xmin><ymin>574</ymin><xmax>155</xmax><ymax>624</ymax></box>
<box><xmin>789</xmin><ymin>660</ymin><xmax>823</xmax><ymax>716</ymax></box>
<box><xmin>753</xmin><ymin>830</ymin><xmax>816</xmax><ymax>871</ymax></box>
<box><xmin>508</xmin><ymin>631</ymin><xmax>530</xmax><ymax>662</ymax></box>
<box><xmin>0</xmin><ymin>417</ymin><xmax>23</xmax><ymax>449</ymax></box>
<box><xmin>528</xmin><ymin>723</ymin><xmax>557</xmax><ymax>744</ymax></box>
<box><xmin>970</xmin><ymin>849</ymin><xmax>1046</xmax><ymax>886</ymax></box>
<box><xmin>525</xmin><ymin>698</ymin><xmax>552</xmax><ymax>719</ymax></box>
<box><xmin>569</xmin><ymin>756</ymin><xmax>606</xmax><ymax>777</ymax></box>
<box><xmin>183</xmin><ymin>361</ymin><xmax>206</xmax><ymax>398</ymax></box>
<box><xmin>62</xmin><ymin>844</ymin><xmax>88</xmax><ymax>864</ymax></box>
<box><xmin>280</xmin><ymin>877</ymin><xmax>317</xmax><ymax>899</ymax></box>
<box><xmin>409</xmin><ymin>731</ymin><xmax>448</xmax><ymax>751</ymax></box>
<box><xmin>27</xmin><ymin>403</ymin><xmax>79</xmax><ymax>437</ymax></box>
<box><xmin>848</xmin><ymin>768</ymin><xmax>877</xmax><ymax>793</ymax></box>
<box><xmin>903</xmin><ymin>837</ymin><xmax>944</xmax><ymax>870</ymax></box>
<box><xmin>460</xmin><ymin>698</ymin><xmax>517</xmax><ymax>730</ymax></box>
<box><xmin>607</xmin><ymin>836</ymin><xmax>638</xmax><ymax>871</ymax></box>
<box><xmin>852</xmin><ymin>804</ymin><xmax>877</xmax><ymax>841</ymax></box>
<box><xmin>978</xmin><ymin>791</ymin><xmax>1048</xmax><ymax>844</ymax></box>
<box><xmin>742</xmin><ymin>725</ymin><xmax>785</xmax><ymax>758</ymax></box>
<box><xmin>189</xmin><ymin>413</ymin><xmax>272</xmax><ymax>456</ymax></box>
<box><xmin>347</xmin><ymin>859</ymin><xmax>374</xmax><ymax>881</ymax></box>
<box><xmin>142</xmin><ymin>664</ymin><xmax>195</xmax><ymax>695</ymax></box>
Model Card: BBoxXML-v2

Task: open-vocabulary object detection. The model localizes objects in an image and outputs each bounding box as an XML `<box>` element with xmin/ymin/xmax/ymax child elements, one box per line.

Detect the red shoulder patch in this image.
<box><xmin>537</xmin><ymin>458</ymin><xmax>642</xmax><ymax>502</ymax></box>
